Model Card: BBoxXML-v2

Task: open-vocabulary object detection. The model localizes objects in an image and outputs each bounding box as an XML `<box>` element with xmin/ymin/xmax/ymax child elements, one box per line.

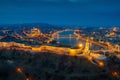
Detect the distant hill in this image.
<box><xmin>0</xmin><ymin>23</ymin><xmax>65</xmax><ymax>33</ymax></box>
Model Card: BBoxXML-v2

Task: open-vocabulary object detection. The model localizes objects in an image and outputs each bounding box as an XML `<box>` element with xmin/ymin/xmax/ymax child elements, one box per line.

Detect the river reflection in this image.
<box><xmin>55</xmin><ymin>31</ymin><xmax>84</xmax><ymax>47</ymax></box>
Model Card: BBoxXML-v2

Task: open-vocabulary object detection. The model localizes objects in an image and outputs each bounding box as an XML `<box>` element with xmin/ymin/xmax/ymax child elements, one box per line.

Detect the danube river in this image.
<box><xmin>55</xmin><ymin>30</ymin><xmax>84</xmax><ymax>47</ymax></box>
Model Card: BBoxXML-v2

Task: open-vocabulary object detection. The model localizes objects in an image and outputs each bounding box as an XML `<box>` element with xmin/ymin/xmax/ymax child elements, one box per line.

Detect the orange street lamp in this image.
<box><xmin>88</xmin><ymin>56</ymin><xmax>93</xmax><ymax>61</ymax></box>
<box><xmin>17</xmin><ymin>67</ymin><xmax>22</xmax><ymax>73</ymax></box>
<box><xmin>70</xmin><ymin>49</ymin><xmax>76</xmax><ymax>56</ymax></box>
<box><xmin>112</xmin><ymin>71</ymin><xmax>119</xmax><ymax>77</ymax></box>
<box><xmin>98</xmin><ymin>61</ymin><xmax>104</xmax><ymax>67</ymax></box>
<box><xmin>26</xmin><ymin>78</ymin><xmax>30</xmax><ymax>80</ymax></box>
<box><xmin>79</xmin><ymin>43</ymin><xmax>83</xmax><ymax>48</ymax></box>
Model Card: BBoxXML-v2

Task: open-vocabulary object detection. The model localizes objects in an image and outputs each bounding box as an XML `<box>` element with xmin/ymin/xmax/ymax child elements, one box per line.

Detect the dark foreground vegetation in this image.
<box><xmin>0</xmin><ymin>49</ymin><xmax>114</xmax><ymax>80</ymax></box>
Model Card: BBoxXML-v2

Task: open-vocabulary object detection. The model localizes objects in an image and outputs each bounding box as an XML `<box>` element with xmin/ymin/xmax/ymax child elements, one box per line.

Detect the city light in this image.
<box><xmin>26</xmin><ymin>78</ymin><xmax>30</xmax><ymax>80</ymax></box>
<box><xmin>0</xmin><ymin>0</ymin><xmax>120</xmax><ymax>79</ymax></box>
<box><xmin>17</xmin><ymin>67</ymin><xmax>22</xmax><ymax>73</ymax></box>
<box><xmin>70</xmin><ymin>49</ymin><xmax>76</xmax><ymax>56</ymax></box>
<box><xmin>88</xmin><ymin>56</ymin><xmax>93</xmax><ymax>61</ymax></box>
<box><xmin>0</xmin><ymin>26</ymin><xmax>120</xmax><ymax>80</ymax></box>
<box><xmin>98</xmin><ymin>61</ymin><xmax>104</xmax><ymax>67</ymax></box>
<box><xmin>112</xmin><ymin>71</ymin><xmax>119</xmax><ymax>77</ymax></box>
<box><xmin>78</xmin><ymin>43</ymin><xmax>83</xmax><ymax>48</ymax></box>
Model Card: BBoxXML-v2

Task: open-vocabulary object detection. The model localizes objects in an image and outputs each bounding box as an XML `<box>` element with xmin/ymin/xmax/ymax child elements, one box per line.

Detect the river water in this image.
<box><xmin>55</xmin><ymin>31</ymin><xmax>84</xmax><ymax>47</ymax></box>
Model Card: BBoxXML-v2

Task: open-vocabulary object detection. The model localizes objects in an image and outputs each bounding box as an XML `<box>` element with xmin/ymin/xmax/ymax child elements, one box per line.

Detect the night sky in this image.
<box><xmin>0</xmin><ymin>0</ymin><xmax>120</xmax><ymax>26</ymax></box>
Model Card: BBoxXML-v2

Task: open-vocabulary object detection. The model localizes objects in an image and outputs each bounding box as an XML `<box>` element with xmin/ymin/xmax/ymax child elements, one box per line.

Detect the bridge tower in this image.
<box><xmin>115</xmin><ymin>45</ymin><xmax>120</xmax><ymax>52</ymax></box>
<box><xmin>84</xmin><ymin>38</ymin><xmax>90</xmax><ymax>55</ymax></box>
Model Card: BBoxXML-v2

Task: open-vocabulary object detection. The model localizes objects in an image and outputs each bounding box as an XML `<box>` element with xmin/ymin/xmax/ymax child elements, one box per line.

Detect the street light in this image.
<box><xmin>17</xmin><ymin>67</ymin><xmax>22</xmax><ymax>73</ymax></box>
<box><xmin>112</xmin><ymin>71</ymin><xmax>119</xmax><ymax>77</ymax></box>
<box><xmin>88</xmin><ymin>56</ymin><xmax>93</xmax><ymax>61</ymax></box>
<box><xmin>26</xmin><ymin>78</ymin><xmax>31</xmax><ymax>80</ymax></box>
<box><xmin>79</xmin><ymin>43</ymin><xmax>83</xmax><ymax>48</ymax></box>
<box><xmin>70</xmin><ymin>49</ymin><xmax>76</xmax><ymax>56</ymax></box>
<box><xmin>98</xmin><ymin>61</ymin><xmax>104</xmax><ymax>67</ymax></box>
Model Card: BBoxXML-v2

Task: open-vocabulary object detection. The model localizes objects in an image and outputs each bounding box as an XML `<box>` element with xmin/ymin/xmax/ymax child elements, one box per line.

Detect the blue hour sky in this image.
<box><xmin>0</xmin><ymin>0</ymin><xmax>120</xmax><ymax>26</ymax></box>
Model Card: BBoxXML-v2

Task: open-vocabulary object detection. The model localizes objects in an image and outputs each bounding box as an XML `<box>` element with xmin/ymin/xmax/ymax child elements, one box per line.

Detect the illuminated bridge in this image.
<box><xmin>56</xmin><ymin>34</ymin><xmax>76</xmax><ymax>39</ymax></box>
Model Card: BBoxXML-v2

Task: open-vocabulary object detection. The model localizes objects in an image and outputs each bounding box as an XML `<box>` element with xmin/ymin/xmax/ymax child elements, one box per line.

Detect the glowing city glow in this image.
<box><xmin>78</xmin><ymin>43</ymin><xmax>83</xmax><ymax>48</ymax></box>
<box><xmin>88</xmin><ymin>56</ymin><xmax>93</xmax><ymax>61</ymax></box>
<box><xmin>112</xmin><ymin>71</ymin><xmax>119</xmax><ymax>77</ymax></box>
<box><xmin>17</xmin><ymin>67</ymin><xmax>22</xmax><ymax>73</ymax></box>
<box><xmin>0</xmin><ymin>27</ymin><xmax>120</xmax><ymax>80</ymax></box>
<box><xmin>0</xmin><ymin>0</ymin><xmax>120</xmax><ymax>79</ymax></box>
<box><xmin>98</xmin><ymin>61</ymin><xmax>104</xmax><ymax>67</ymax></box>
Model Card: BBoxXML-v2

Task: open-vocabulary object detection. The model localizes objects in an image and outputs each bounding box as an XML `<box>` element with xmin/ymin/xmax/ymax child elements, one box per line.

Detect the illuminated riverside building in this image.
<box><xmin>25</xmin><ymin>27</ymin><xmax>42</xmax><ymax>37</ymax></box>
<box><xmin>112</xmin><ymin>27</ymin><xmax>118</xmax><ymax>32</ymax></box>
<box><xmin>115</xmin><ymin>44</ymin><xmax>120</xmax><ymax>52</ymax></box>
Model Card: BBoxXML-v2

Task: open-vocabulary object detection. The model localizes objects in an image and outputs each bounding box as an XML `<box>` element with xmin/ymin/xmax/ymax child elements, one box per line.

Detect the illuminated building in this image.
<box><xmin>98</xmin><ymin>61</ymin><xmax>104</xmax><ymax>67</ymax></box>
<box><xmin>25</xmin><ymin>27</ymin><xmax>41</xmax><ymax>37</ymax></box>
<box><xmin>17</xmin><ymin>67</ymin><xmax>22</xmax><ymax>73</ymax></box>
<box><xmin>109</xmin><ymin>31</ymin><xmax>115</xmax><ymax>36</ymax></box>
<box><xmin>113</xmin><ymin>27</ymin><xmax>117</xmax><ymax>32</ymax></box>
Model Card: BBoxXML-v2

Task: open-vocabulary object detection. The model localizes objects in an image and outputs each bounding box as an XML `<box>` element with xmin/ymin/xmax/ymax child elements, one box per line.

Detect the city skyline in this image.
<box><xmin>0</xmin><ymin>0</ymin><xmax>120</xmax><ymax>26</ymax></box>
